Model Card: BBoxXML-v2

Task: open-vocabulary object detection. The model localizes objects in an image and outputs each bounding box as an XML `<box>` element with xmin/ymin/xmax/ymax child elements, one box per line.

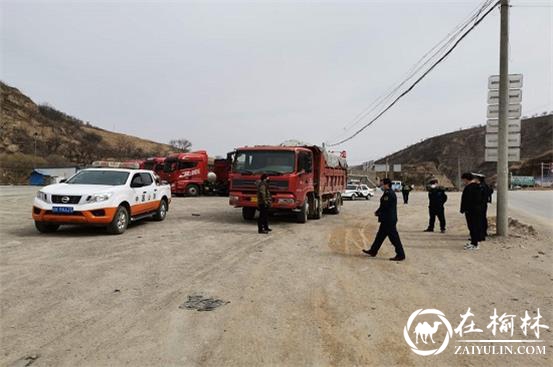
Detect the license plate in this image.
<box><xmin>250</xmin><ymin>197</ymin><xmax>257</xmax><ymax>203</ymax></box>
<box><xmin>52</xmin><ymin>206</ymin><xmax>74</xmax><ymax>214</ymax></box>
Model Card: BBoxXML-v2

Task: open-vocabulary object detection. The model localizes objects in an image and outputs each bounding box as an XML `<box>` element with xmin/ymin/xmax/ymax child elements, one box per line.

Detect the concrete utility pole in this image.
<box><xmin>496</xmin><ymin>0</ymin><xmax>510</xmax><ymax>236</ymax></box>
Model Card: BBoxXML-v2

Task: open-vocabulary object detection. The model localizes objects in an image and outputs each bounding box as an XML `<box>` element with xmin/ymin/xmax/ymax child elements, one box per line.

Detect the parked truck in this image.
<box><xmin>228</xmin><ymin>143</ymin><xmax>347</xmax><ymax>223</ymax></box>
<box><xmin>163</xmin><ymin>150</ymin><xmax>232</xmax><ymax>196</ymax></box>
<box><xmin>140</xmin><ymin>157</ymin><xmax>167</xmax><ymax>182</ymax></box>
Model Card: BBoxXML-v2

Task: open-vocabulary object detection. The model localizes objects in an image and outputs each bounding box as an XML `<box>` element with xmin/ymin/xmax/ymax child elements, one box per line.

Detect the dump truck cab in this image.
<box><xmin>229</xmin><ymin>144</ymin><xmax>347</xmax><ymax>223</ymax></box>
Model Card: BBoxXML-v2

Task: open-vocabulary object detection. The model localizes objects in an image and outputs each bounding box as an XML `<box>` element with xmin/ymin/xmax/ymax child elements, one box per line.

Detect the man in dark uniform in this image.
<box><xmin>474</xmin><ymin>173</ymin><xmax>493</xmax><ymax>240</ymax></box>
<box><xmin>256</xmin><ymin>174</ymin><xmax>272</xmax><ymax>234</ymax></box>
<box><xmin>401</xmin><ymin>183</ymin><xmax>412</xmax><ymax>204</ymax></box>
<box><xmin>424</xmin><ymin>179</ymin><xmax>448</xmax><ymax>233</ymax></box>
<box><xmin>362</xmin><ymin>178</ymin><xmax>406</xmax><ymax>261</ymax></box>
<box><xmin>460</xmin><ymin>172</ymin><xmax>483</xmax><ymax>250</ymax></box>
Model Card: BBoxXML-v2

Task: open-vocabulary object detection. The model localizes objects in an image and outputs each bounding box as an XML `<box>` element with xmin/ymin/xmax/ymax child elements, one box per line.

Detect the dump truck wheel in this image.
<box><xmin>329</xmin><ymin>194</ymin><xmax>341</xmax><ymax>214</ymax></box>
<box><xmin>242</xmin><ymin>207</ymin><xmax>256</xmax><ymax>220</ymax></box>
<box><xmin>297</xmin><ymin>202</ymin><xmax>308</xmax><ymax>223</ymax></box>
<box><xmin>313</xmin><ymin>198</ymin><xmax>322</xmax><ymax>220</ymax></box>
<box><xmin>186</xmin><ymin>184</ymin><xmax>200</xmax><ymax>197</ymax></box>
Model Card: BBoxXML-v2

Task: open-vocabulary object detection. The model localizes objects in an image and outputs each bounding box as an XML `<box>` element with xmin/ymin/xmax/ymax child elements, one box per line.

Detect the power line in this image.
<box><xmin>339</xmin><ymin>0</ymin><xmax>496</xmax><ymax>136</ymax></box>
<box><xmin>327</xmin><ymin>0</ymin><xmax>501</xmax><ymax>147</ymax></box>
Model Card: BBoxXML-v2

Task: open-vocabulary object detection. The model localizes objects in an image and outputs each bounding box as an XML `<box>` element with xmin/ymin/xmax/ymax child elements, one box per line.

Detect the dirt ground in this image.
<box><xmin>1</xmin><ymin>187</ymin><xmax>551</xmax><ymax>367</ymax></box>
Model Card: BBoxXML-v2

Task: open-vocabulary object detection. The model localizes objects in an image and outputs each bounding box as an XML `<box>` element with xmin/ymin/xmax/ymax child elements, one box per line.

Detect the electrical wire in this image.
<box><xmin>327</xmin><ymin>0</ymin><xmax>501</xmax><ymax>147</ymax></box>
<box><xmin>339</xmin><ymin>0</ymin><xmax>496</xmax><ymax>136</ymax></box>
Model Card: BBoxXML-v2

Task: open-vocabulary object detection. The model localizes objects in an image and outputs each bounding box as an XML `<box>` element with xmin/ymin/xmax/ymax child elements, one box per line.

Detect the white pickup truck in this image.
<box><xmin>32</xmin><ymin>168</ymin><xmax>171</xmax><ymax>234</ymax></box>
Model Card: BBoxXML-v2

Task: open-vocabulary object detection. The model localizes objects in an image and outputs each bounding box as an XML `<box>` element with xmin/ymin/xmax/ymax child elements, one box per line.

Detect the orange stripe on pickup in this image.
<box><xmin>131</xmin><ymin>200</ymin><xmax>161</xmax><ymax>216</ymax></box>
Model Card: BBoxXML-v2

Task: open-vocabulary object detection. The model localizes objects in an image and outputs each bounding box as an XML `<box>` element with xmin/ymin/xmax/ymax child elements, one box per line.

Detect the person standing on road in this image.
<box><xmin>362</xmin><ymin>178</ymin><xmax>406</xmax><ymax>261</ymax></box>
<box><xmin>256</xmin><ymin>174</ymin><xmax>272</xmax><ymax>234</ymax></box>
<box><xmin>401</xmin><ymin>183</ymin><xmax>412</xmax><ymax>204</ymax></box>
<box><xmin>460</xmin><ymin>172</ymin><xmax>483</xmax><ymax>250</ymax></box>
<box><xmin>424</xmin><ymin>179</ymin><xmax>448</xmax><ymax>233</ymax></box>
<box><xmin>474</xmin><ymin>173</ymin><xmax>493</xmax><ymax>240</ymax></box>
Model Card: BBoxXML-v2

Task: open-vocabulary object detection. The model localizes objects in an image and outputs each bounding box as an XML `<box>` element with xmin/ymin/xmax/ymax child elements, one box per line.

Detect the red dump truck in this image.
<box><xmin>228</xmin><ymin>143</ymin><xmax>347</xmax><ymax>223</ymax></box>
<box><xmin>163</xmin><ymin>150</ymin><xmax>232</xmax><ymax>196</ymax></box>
<box><xmin>140</xmin><ymin>157</ymin><xmax>167</xmax><ymax>181</ymax></box>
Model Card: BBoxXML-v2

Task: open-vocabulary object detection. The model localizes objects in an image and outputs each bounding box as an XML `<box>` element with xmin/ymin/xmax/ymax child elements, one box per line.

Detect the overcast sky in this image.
<box><xmin>2</xmin><ymin>0</ymin><xmax>552</xmax><ymax>164</ymax></box>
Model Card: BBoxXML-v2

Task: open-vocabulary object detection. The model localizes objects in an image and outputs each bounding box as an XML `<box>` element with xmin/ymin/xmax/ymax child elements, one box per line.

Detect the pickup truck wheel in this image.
<box><xmin>153</xmin><ymin>199</ymin><xmax>168</xmax><ymax>221</ymax></box>
<box><xmin>186</xmin><ymin>184</ymin><xmax>200</xmax><ymax>197</ymax></box>
<box><xmin>107</xmin><ymin>206</ymin><xmax>129</xmax><ymax>234</ymax></box>
<box><xmin>242</xmin><ymin>207</ymin><xmax>256</xmax><ymax>220</ymax></box>
<box><xmin>35</xmin><ymin>221</ymin><xmax>59</xmax><ymax>233</ymax></box>
<box><xmin>365</xmin><ymin>194</ymin><xmax>370</xmax><ymax>200</ymax></box>
<box><xmin>297</xmin><ymin>202</ymin><xmax>308</xmax><ymax>223</ymax></box>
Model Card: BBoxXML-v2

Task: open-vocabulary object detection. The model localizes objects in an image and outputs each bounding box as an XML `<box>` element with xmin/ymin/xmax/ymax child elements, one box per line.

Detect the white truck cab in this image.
<box><xmin>32</xmin><ymin>168</ymin><xmax>172</xmax><ymax>234</ymax></box>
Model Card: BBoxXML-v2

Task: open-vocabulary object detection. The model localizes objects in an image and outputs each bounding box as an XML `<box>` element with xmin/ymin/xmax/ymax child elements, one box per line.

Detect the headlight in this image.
<box><xmin>277</xmin><ymin>198</ymin><xmax>295</xmax><ymax>205</ymax></box>
<box><xmin>88</xmin><ymin>192</ymin><xmax>113</xmax><ymax>203</ymax></box>
<box><xmin>36</xmin><ymin>191</ymin><xmax>49</xmax><ymax>202</ymax></box>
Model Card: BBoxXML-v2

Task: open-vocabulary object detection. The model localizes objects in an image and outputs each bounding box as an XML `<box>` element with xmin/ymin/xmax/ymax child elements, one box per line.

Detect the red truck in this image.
<box><xmin>228</xmin><ymin>144</ymin><xmax>347</xmax><ymax>223</ymax></box>
<box><xmin>163</xmin><ymin>150</ymin><xmax>232</xmax><ymax>196</ymax></box>
<box><xmin>140</xmin><ymin>157</ymin><xmax>167</xmax><ymax>181</ymax></box>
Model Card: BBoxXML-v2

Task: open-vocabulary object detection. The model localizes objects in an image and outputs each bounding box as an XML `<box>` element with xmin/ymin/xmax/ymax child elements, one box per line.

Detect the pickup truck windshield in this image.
<box><xmin>234</xmin><ymin>150</ymin><xmax>295</xmax><ymax>175</ymax></box>
<box><xmin>66</xmin><ymin>170</ymin><xmax>129</xmax><ymax>185</ymax></box>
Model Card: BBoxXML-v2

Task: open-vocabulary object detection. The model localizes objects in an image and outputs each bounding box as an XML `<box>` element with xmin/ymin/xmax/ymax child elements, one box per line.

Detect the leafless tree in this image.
<box><xmin>169</xmin><ymin>138</ymin><xmax>192</xmax><ymax>152</ymax></box>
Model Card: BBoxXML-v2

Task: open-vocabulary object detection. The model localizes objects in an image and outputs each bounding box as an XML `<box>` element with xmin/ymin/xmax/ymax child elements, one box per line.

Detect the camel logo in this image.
<box><xmin>403</xmin><ymin>309</ymin><xmax>453</xmax><ymax>356</ymax></box>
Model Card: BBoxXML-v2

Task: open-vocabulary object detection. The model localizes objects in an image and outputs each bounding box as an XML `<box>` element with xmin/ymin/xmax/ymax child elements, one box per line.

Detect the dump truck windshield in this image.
<box><xmin>234</xmin><ymin>150</ymin><xmax>295</xmax><ymax>175</ymax></box>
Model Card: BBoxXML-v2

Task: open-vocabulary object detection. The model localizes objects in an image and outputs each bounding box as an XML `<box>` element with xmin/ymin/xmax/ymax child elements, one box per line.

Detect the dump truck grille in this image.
<box><xmin>231</xmin><ymin>179</ymin><xmax>289</xmax><ymax>191</ymax></box>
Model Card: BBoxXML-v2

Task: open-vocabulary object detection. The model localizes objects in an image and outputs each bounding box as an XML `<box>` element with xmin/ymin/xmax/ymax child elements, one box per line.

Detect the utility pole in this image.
<box><xmin>541</xmin><ymin>162</ymin><xmax>544</xmax><ymax>187</ymax></box>
<box><xmin>496</xmin><ymin>0</ymin><xmax>510</xmax><ymax>236</ymax></box>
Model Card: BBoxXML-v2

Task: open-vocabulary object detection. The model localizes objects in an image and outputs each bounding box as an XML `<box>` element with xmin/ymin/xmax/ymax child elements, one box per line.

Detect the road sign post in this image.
<box><xmin>496</xmin><ymin>0</ymin><xmax>510</xmax><ymax>237</ymax></box>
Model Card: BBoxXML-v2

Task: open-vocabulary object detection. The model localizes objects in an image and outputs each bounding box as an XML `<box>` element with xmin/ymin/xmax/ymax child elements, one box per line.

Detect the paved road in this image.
<box><xmin>508</xmin><ymin>191</ymin><xmax>553</xmax><ymax>220</ymax></box>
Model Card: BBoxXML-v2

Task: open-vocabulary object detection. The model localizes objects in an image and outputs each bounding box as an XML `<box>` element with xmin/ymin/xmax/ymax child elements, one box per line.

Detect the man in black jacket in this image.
<box><xmin>424</xmin><ymin>179</ymin><xmax>448</xmax><ymax>233</ymax></box>
<box><xmin>401</xmin><ymin>183</ymin><xmax>412</xmax><ymax>204</ymax></box>
<box><xmin>460</xmin><ymin>172</ymin><xmax>483</xmax><ymax>250</ymax></box>
<box><xmin>474</xmin><ymin>173</ymin><xmax>493</xmax><ymax>240</ymax></box>
<box><xmin>362</xmin><ymin>178</ymin><xmax>406</xmax><ymax>261</ymax></box>
<box><xmin>256</xmin><ymin>174</ymin><xmax>272</xmax><ymax>234</ymax></box>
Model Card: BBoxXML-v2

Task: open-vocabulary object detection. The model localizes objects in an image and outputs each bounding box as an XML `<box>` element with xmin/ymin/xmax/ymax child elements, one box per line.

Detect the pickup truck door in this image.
<box><xmin>130</xmin><ymin>173</ymin><xmax>153</xmax><ymax>215</ymax></box>
<box><xmin>140</xmin><ymin>172</ymin><xmax>159</xmax><ymax>212</ymax></box>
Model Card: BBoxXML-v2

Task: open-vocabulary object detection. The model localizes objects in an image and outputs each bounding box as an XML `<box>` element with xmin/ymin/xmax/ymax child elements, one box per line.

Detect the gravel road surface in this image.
<box><xmin>1</xmin><ymin>187</ymin><xmax>551</xmax><ymax>366</ymax></box>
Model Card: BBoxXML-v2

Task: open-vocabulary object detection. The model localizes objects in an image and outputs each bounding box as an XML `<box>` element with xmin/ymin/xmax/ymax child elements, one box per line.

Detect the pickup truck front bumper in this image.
<box><xmin>32</xmin><ymin>199</ymin><xmax>118</xmax><ymax>225</ymax></box>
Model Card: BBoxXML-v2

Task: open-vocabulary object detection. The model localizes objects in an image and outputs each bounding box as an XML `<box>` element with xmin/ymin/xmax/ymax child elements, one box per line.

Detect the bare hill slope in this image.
<box><xmin>364</xmin><ymin>114</ymin><xmax>552</xmax><ymax>186</ymax></box>
<box><xmin>0</xmin><ymin>82</ymin><xmax>174</xmax><ymax>164</ymax></box>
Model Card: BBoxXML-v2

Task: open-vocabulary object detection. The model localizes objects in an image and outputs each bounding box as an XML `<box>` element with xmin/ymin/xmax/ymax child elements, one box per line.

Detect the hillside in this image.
<box><xmin>360</xmin><ymin>114</ymin><xmax>552</xmax><ymax>187</ymax></box>
<box><xmin>0</xmin><ymin>82</ymin><xmax>177</xmax><ymax>182</ymax></box>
